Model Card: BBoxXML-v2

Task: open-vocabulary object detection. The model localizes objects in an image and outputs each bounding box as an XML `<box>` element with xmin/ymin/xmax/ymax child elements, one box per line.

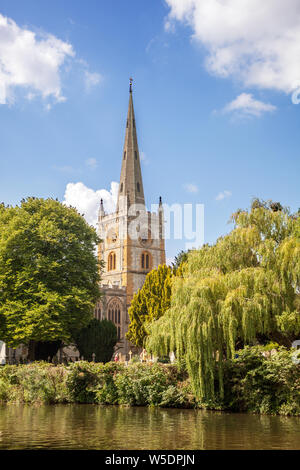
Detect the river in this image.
<box><xmin>0</xmin><ymin>405</ymin><xmax>299</xmax><ymax>449</ymax></box>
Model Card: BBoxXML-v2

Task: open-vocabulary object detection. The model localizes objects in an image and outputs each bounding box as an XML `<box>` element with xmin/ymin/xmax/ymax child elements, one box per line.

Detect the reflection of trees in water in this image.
<box><xmin>0</xmin><ymin>405</ymin><xmax>299</xmax><ymax>449</ymax></box>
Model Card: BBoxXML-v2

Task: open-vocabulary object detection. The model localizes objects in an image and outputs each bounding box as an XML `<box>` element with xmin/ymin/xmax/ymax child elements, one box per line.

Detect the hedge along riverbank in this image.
<box><xmin>0</xmin><ymin>347</ymin><xmax>299</xmax><ymax>415</ymax></box>
<box><xmin>0</xmin><ymin>362</ymin><xmax>194</xmax><ymax>408</ymax></box>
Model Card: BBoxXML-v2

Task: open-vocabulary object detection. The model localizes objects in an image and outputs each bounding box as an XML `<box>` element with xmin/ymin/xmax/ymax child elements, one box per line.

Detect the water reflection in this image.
<box><xmin>0</xmin><ymin>405</ymin><xmax>299</xmax><ymax>450</ymax></box>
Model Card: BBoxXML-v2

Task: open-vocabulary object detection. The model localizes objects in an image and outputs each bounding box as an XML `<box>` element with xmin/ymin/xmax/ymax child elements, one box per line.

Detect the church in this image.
<box><xmin>94</xmin><ymin>80</ymin><xmax>166</xmax><ymax>359</ymax></box>
<box><xmin>3</xmin><ymin>80</ymin><xmax>165</xmax><ymax>364</ymax></box>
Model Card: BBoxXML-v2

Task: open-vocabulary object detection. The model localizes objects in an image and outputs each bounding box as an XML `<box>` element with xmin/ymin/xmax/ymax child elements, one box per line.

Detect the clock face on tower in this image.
<box><xmin>107</xmin><ymin>227</ymin><xmax>118</xmax><ymax>245</ymax></box>
<box><xmin>138</xmin><ymin>229</ymin><xmax>152</xmax><ymax>247</ymax></box>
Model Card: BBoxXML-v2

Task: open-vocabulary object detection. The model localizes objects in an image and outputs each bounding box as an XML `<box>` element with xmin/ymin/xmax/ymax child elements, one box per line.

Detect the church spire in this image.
<box><xmin>117</xmin><ymin>79</ymin><xmax>145</xmax><ymax>212</ymax></box>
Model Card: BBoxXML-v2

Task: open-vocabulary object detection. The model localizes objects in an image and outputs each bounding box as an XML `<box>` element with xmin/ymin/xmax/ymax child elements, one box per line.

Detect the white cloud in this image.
<box><xmin>86</xmin><ymin>158</ymin><xmax>98</xmax><ymax>169</ymax></box>
<box><xmin>216</xmin><ymin>190</ymin><xmax>232</xmax><ymax>201</ymax></box>
<box><xmin>0</xmin><ymin>13</ymin><xmax>74</xmax><ymax>105</ymax></box>
<box><xmin>84</xmin><ymin>71</ymin><xmax>102</xmax><ymax>91</ymax></box>
<box><xmin>222</xmin><ymin>93</ymin><xmax>276</xmax><ymax>117</ymax></box>
<box><xmin>184</xmin><ymin>183</ymin><xmax>198</xmax><ymax>193</ymax></box>
<box><xmin>165</xmin><ymin>0</ymin><xmax>300</xmax><ymax>93</ymax></box>
<box><xmin>63</xmin><ymin>181</ymin><xmax>119</xmax><ymax>228</ymax></box>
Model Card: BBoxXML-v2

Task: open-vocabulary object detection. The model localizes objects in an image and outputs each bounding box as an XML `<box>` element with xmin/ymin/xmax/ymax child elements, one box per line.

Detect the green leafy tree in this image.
<box><xmin>126</xmin><ymin>264</ymin><xmax>173</xmax><ymax>348</ymax></box>
<box><xmin>0</xmin><ymin>198</ymin><xmax>102</xmax><ymax>360</ymax></box>
<box><xmin>74</xmin><ymin>318</ymin><xmax>118</xmax><ymax>363</ymax></box>
<box><xmin>147</xmin><ymin>199</ymin><xmax>300</xmax><ymax>401</ymax></box>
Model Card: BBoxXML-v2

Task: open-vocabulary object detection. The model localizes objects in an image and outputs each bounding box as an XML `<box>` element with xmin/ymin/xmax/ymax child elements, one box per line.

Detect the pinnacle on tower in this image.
<box><xmin>116</xmin><ymin>79</ymin><xmax>145</xmax><ymax>212</ymax></box>
<box><xmin>98</xmin><ymin>198</ymin><xmax>105</xmax><ymax>219</ymax></box>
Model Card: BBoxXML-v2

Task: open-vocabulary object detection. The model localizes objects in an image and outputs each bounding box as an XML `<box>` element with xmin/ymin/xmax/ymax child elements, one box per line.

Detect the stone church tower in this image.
<box><xmin>94</xmin><ymin>81</ymin><xmax>166</xmax><ymax>358</ymax></box>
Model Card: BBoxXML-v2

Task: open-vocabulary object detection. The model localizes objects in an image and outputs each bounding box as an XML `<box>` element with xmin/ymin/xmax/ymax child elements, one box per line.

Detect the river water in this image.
<box><xmin>0</xmin><ymin>405</ymin><xmax>299</xmax><ymax>450</ymax></box>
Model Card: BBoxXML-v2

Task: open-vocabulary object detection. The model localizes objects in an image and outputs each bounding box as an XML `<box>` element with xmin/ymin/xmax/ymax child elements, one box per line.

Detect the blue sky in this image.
<box><xmin>0</xmin><ymin>0</ymin><xmax>299</xmax><ymax>261</ymax></box>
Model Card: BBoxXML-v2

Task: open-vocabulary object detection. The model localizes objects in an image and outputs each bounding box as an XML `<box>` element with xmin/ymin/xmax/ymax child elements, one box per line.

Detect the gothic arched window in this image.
<box><xmin>108</xmin><ymin>252</ymin><xmax>116</xmax><ymax>271</ymax></box>
<box><xmin>107</xmin><ymin>298</ymin><xmax>122</xmax><ymax>341</ymax></box>
<box><xmin>141</xmin><ymin>252</ymin><xmax>151</xmax><ymax>270</ymax></box>
<box><xmin>94</xmin><ymin>301</ymin><xmax>103</xmax><ymax>321</ymax></box>
<box><xmin>137</xmin><ymin>182</ymin><xmax>140</xmax><ymax>192</ymax></box>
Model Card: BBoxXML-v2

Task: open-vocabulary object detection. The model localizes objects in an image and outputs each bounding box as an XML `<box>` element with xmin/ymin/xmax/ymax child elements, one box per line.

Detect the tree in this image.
<box><xmin>0</xmin><ymin>198</ymin><xmax>102</xmax><ymax>360</ymax></box>
<box><xmin>171</xmin><ymin>250</ymin><xmax>190</xmax><ymax>272</ymax></box>
<box><xmin>126</xmin><ymin>265</ymin><xmax>173</xmax><ymax>348</ymax></box>
<box><xmin>146</xmin><ymin>199</ymin><xmax>300</xmax><ymax>401</ymax></box>
<box><xmin>74</xmin><ymin>318</ymin><xmax>118</xmax><ymax>363</ymax></box>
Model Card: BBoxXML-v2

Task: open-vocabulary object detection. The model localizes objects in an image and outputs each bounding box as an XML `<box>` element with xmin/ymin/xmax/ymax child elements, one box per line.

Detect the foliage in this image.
<box><xmin>129</xmin><ymin>355</ymin><xmax>141</xmax><ymax>364</ymax></box>
<box><xmin>114</xmin><ymin>363</ymin><xmax>169</xmax><ymax>406</ymax></box>
<box><xmin>126</xmin><ymin>265</ymin><xmax>173</xmax><ymax>347</ymax></box>
<box><xmin>157</xmin><ymin>356</ymin><xmax>171</xmax><ymax>364</ymax></box>
<box><xmin>146</xmin><ymin>199</ymin><xmax>300</xmax><ymax>401</ymax></box>
<box><xmin>73</xmin><ymin>319</ymin><xmax>118</xmax><ymax>363</ymax></box>
<box><xmin>66</xmin><ymin>361</ymin><xmax>122</xmax><ymax>404</ymax></box>
<box><xmin>222</xmin><ymin>347</ymin><xmax>300</xmax><ymax>415</ymax></box>
<box><xmin>0</xmin><ymin>362</ymin><xmax>68</xmax><ymax>404</ymax></box>
<box><xmin>0</xmin><ymin>198</ymin><xmax>102</xmax><ymax>351</ymax></box>
<box><xmin>159</xmin><ymin>384</ymin><xmax>193</xmax><ymax>408</ymax></box>
<box><xmin>0</xmin><ymin>361</ymin><xmax>193</xmax><ymax>408</ymax></box>
<box><xmin>0</xmin><ymin>352</ymin><xmax>299</xmax><ymax>415</ymax></box>
<box><xmin>171</xmin><ymin>250</ymin><xmax>191</xmax><ymax>273</ymax></box>
<box><xmin>111</xmin><ymin>363</ymin><xmax>191</xmax><ymax>407</ymax></box>
<box><xmin>60</xmin><ymin>361</ymin><xmax>192</xmax><ymax>407</ymax></box>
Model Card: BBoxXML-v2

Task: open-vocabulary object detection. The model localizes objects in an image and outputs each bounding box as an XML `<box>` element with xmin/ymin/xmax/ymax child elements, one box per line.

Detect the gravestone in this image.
<box><xmin>0</xmin><ymin>341</ymin><xmax>6</xmax><ymax>365</ymax></box>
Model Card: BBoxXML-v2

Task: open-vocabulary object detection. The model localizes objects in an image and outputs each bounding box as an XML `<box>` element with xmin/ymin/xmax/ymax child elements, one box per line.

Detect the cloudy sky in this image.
<box><xmin>1</xmin><ymin>0</ymin><xmax>299</xmax><ymax>261</ymax></box>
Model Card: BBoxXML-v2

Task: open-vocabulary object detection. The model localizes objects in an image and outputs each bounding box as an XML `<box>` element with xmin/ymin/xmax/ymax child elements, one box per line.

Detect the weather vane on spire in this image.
<box><xmin>129</xmin><ymin>77</ymin><xmax>133</xmax><ymax>93</ymax></box>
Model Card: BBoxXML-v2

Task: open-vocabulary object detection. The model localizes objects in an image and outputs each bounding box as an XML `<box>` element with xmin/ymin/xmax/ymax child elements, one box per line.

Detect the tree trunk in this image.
<box><xmin>28</xmin><ymin>340</ymin><xmax>36</xmax><ymax>361</ymax></box>
<box><xmin>35</xmin><ymin>341</ymin><xmax>62</xmax><ymax>361</ymax></box>
<box><xmin>27</xmin><ymin>340</ymin><xmax>62</xmax><ymax>362</ymax></box>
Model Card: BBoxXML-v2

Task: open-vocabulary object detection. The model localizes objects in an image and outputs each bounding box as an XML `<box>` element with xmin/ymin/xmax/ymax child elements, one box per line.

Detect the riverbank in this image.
<box><xmin>0</xmin><ymin>347</ymin><xmax>299</xmax><ymax>416</ymax></box>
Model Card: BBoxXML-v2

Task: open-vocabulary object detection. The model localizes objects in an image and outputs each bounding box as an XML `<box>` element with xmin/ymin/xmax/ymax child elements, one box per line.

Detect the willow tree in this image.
<box><xmin>146</xmin><ymin>200</ymin><xmax>300</xmax><ymax>401</ymax></box>
<box><xmin>126</xmin><ymin>264</ymin><xmax>173</xmax><ymax>348</ymax></box>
